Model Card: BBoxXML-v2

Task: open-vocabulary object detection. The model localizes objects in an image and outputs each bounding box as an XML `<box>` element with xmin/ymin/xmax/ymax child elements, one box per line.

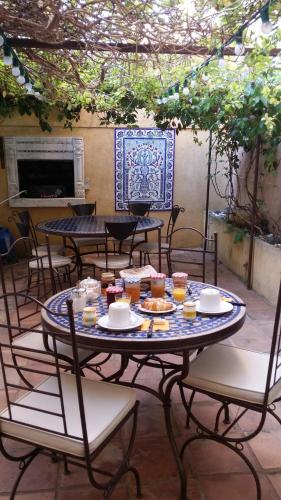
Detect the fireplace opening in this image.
<box><xmin>18</xmin><ymin>159</ymin><xmax>75</xmax><ymax>198</ymax></box>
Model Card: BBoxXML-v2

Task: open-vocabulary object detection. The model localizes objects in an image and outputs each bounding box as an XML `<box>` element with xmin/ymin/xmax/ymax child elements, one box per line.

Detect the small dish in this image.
<box><xmin>97</xmin><ymin>312</ymin><xmax>143</xmax><ymax>331</ymax></box>
<box><xmin>195</xmin><ymin>300</ymin><xmax>233</xmax><ymax>315</ymax></box>
<box><xmin>138</xmin><ymin>303</ymin><xmax>177</xmax><ymax>315</ymax></box>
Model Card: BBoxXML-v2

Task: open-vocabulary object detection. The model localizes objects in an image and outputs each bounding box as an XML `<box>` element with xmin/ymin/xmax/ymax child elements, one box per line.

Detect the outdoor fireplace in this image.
<box><xmin>3</xmin><ymin>137</ymin><xmax>85</xmax><ymax>207</ymax></box>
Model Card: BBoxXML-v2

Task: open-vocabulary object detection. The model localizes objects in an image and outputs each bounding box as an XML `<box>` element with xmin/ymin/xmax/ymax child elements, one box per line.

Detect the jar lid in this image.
<box><xmin>81</xmin><ymin>277</ymin><xmax>98</xmax><ymax>286</ymax></box>
<box><xmin>101</xmin><ymin>272</ymin><xmax>115</xmax><ymax>278</ymax></box>
<box><xmin>125</xmin><ymin>276</ymin><xmax>140</xmax><ymax>284</ymax></box>
<box><xmin>106</xmin><ymin>286</ymin><xmax>123</xmax><ymax>294</ymax></box>
<box><xmin>150</xmin><ymin>273</ymin><xmax>166</xmax><ymax>279</ymax></box>
<box><xmin>83</xmin><ymin>306</ymin><xmax>96</xmax><ymax>312</ymax></box>
<box><xmin>183</xmin><ymin>301</ymin><xmax>196</xmax><ymax>308</ymax></box>
<box><xmin>172</xmin><ymin>272</ymin><xmax>188</xmax><ymax>278</ymax></box>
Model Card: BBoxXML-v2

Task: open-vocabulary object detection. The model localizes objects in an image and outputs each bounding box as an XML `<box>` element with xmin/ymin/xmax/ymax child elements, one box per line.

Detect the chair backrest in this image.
<box><xmin>104</xmin><ymin>221</ymin><xmax>138</xmax><ymax>270</ymax></box>
<box><xmin>0</xmin><ymin>237</ymin><xmax>48</xmax><ymax>342</ymax></box>
<box><xmin>9</xmin><ymin>210</ymin><xmax>39</xmax><ymax>246</ymax></box>
<box><xmin>165</xmin><ymin>205</ymin><xmax>185</xmax><ymax>241</ymax></box>
<box><xmin>168</xmin><ymin>227</ymin><xmax>218</xmax><ymax>285</ymax></box>
<box><xmin>68</xmin><ymin>203</ymin><xmax>97</xmax><ymax>216</ymax></box>
<box><xmin>128</xmin><ymin>202</ymin><xmax>151</xmax><ymax>217</ymax></box>
<box><xmin>264</xmin><ymin>278</ymin><xmax>281</xmax><ymax>406</ymax></box>
<box><xmin>0</xmin><ymin>293</ymin><xmax>90</xmax><ymax>458</ymax></box>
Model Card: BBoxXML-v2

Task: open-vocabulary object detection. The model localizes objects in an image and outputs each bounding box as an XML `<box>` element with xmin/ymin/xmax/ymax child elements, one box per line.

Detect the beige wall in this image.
<box><xmin>0</xmin><ymin>110</ymin><xmax>225</xmax><ymax>244</ymax></box>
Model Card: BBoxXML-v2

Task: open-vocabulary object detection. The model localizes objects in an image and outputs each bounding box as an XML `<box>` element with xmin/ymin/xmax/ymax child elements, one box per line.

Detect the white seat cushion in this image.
<box><xmin>137</xmin><ymin>242</ymin><xmax>169</xmax><ymax>254</ymax></box>
<box><xmin>29</xmin><ymin>255</ymin><xmax>72</xmax><ymax>269</ymax></box>
<box><xmin>32</xmin><ymin>244</ymin><xmax>62</xmax><ymax>258</ymax></box>
<box><xmin>12</xmin><ymin>330</ymin><xmax>94</xmax><ymax>366</ymax></box>
<box><xmin>183</xmin><ymin>343</ymin><xmax>281</xmax><ymax>405</ymax></box>
<box><xmin>73</xmin><ymin>237</ymin><xmax>106</xmax><ymax>247</ymax></box>
<box><xmin>0</xmin><ymin>374</ymin><xmax>136</xmax><ymax>457</ymax></box>
<box><xmin>83</xmin><ymin>254</ymin><xmax>131</xmax><ymax>270</ymax></box>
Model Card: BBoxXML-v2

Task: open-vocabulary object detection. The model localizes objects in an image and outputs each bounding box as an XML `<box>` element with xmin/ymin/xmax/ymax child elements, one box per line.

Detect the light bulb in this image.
<box><xmin>168</xmin><ymin>94</ymin><xmax>174</xmax><ymax>100</ymax></box>
<box><xmin>173</xmin><ymin>92</ymin><xmax>179</xmax><ymax>100</ymax></box>
<box><xmin>3</xmin><ymin>54</ymin><xmax>12</xmax><ymax>65</ymax></box>
<box><xmin>234</xmin><ymin>42</ymin><xmax>245</xmax><ymax>56</ymax></box>
<box><xmin>162</xmin><ymin>97</ymin><xmax>168</xmax><ymax>104</ymax></box>
<box><xmin>25</xmin><ymin>82</ymin><xmax>33</xmax><ymax>91</ymax></box>
<box><xmin>218</xmin><ymin>57</ymin><xmax>225</xmax><ymax>68</ymax></box>
<box><xmin>0</xmin><ymin>35</ymin><xmax>4</xmax><ymax>47</ymax></box>
<box><xmin>190</xmin><ymin>79</ymin><xmax>196</xmax><ymax>88</ymax></box>
<box><xmin>12</xmin><ymin>66</ymin><xmax>20</xmax><ymax>77</ymax></box>
<box><xmin>202</xmin><ymin>74</ymin><xmax>209</xmax><ymax>82</ymax></box>
<box><xmin>182</xmin><ymin>86</ymin><xmax>189</xmax><ymax>96</ymax></box>
<box><xmin>17</xmin><ymin>75</ymin><xmax>26</xmax><ymax>84</ymax></box>
<box><xmin>27</xmin><ymin>88</ymin><xmax>34</xmax><ymax>95</ymax></box>
<box><xmin>34</xmin><ymin>91</ymin><xmax>41</xmax><ymax>98</ymax></box>
<box><xmin>261</xmin><ymin>20</ymin><xmax>273</xmax><ymax>34</ymax></box>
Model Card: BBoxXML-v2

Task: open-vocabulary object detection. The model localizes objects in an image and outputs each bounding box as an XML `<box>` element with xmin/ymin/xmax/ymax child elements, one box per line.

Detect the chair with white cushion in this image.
<box><xmin>0</xmin><ymin>240</ymin><xmax>111</xmax><ymax>383</ymax></box>
<box><xmin>178</xmin><ymin>278</ymin><xmax>281</xmax><ymax>500</ymax></box>
<box><xmin>82</xmin><ymin>220</ymin><xmax>138</xmax><ymax>275</ymax></box>
<box><xmin>0</xmin><ymin>293</ymin><xmax>141</xmax><ymax>499</ymax></box>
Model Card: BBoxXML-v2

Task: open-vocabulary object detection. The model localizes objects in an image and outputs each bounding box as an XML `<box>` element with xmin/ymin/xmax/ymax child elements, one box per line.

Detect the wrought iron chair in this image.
<box><xmin>10</xmin><ymin>210</ymin><xmax>62</xmax><ymax>257</ymax></box>
<box><xmin>0</xmin><ymin>292</ymin><xmax>141</xmax><ymax>499</ymax></box>
<box><xmin>178</xmin><ymin>277</ymin><xmax>281</xmax><ymax>500</ymax></box>
<box><xmin>137</xmin><ymin>204</ymin><xmax>185</xmax><ymax>273</ymax></box>
<box><xmin>82</xmin><ymin>220</ymin><xmax>138</xmax><ymax>275</ymax></box>
<box><xmin>67</xmin><ymin>202</ymin><xmax>106</xmax><ymax>277</ymax></box>
<box><xmin>168</xmin><ymin>227</ymin><xmax>218</xmax><ymax>285</ymax></box>
<box><xmin>0</xmin><ymin>238</ymin><xmax>104</xmax><ymax>378</ymax></box>
<box><xmin>122</xmin><ymin>202</ymin><xmax>152</xmax><ymax>254</ymax></box>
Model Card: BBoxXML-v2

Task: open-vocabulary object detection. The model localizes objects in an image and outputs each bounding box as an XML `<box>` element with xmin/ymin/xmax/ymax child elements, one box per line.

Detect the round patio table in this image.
<box><xmin>41</xmin><ymin>279</ymin><xmax>246</xmax><ymax>500</ymax></box>
<box><xmin>36</xmin><ymin>214</ymin><xmax>164</xmax><ymax>271</ymax></box>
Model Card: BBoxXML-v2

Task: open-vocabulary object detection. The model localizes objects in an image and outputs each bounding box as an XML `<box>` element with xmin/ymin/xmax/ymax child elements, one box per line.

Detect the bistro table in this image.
<box><xmin>41</xmin><ymin>279</ymin><xmax>246</xmax><ymax>500</ymax></box>
<box><xmin>36</xmin><ymin>214</ymin><xmax>165</xmax><ymax>272</ymax></box>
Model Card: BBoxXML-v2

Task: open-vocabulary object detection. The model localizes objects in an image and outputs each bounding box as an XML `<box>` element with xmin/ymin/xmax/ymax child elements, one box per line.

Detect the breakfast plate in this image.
<box><xmin>138</xmin><ymin>303</ymin><xmax>177</xmax><ymax>314</ymax></box>
<box><xmin>97</xmin><ymin>313</ymin><xmax>143</xmax><ymax>331</ymax></box>
<box><xmin>195</xmin><ymin>300</ymin><xmax>233</xmax><ymax>315</ymax></box>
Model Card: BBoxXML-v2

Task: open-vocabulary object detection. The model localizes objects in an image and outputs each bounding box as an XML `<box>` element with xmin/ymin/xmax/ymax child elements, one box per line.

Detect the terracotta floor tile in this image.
<box><xmin>267</xmin><ymin>472</ymin><xmax>281</xmax><ymax>498</ymax></box>
<box><xmin>59</xmin><ymin>483</ymin><xmax>129</xmax><ymax>499</ymax></box>
<box><xmin>132</xmin><ymin>436</ymin><xmax>178</xmax><ymax>481</ymax></box>
<box><xmin>200</xmin><ymin>473</ymin><xmax>278</xmax><ymax>500</ymax></box>
<box><xmin>249</xmin><ymin>429</ymin><xmax>281</xmax><ymax>469</ymax></box>
<box><xmin>128</xmin><ymin>476</ymin><xmax>203</xmax><ymax>500</ymax></box>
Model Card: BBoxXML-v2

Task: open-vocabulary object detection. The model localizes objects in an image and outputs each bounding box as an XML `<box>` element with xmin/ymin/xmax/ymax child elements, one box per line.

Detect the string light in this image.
<box><xmin>0</xmin><ymin>35</ymin><xmax>4</xmax><ymax>48</ymax></box>
<box><xmin>261</xmin><ymin>5</ymin><xmax>273</xmax><ymax>34</ymax></box>
<box><xmin>3</xmin><ymin>45</ymin><xmax>12</xmax><ymax>65</ymax></box>
<box><xmin>157</xmin><ymin>0</ymin><xmax>277</xmax><ymax>105</ymax></box>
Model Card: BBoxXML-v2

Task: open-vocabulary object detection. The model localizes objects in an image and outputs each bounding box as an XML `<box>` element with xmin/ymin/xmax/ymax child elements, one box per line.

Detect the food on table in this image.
<box><xmin>150</xmin><ymin>273</ymin><xmax>166</xmax><ymax>298</ymax></box>
<box><xmin>106</xmin><ymin>286</ymin><xmax>123</xmax><ymax>306</ymax></box>
<box><xmin>124</xmin><ymin>276</ymin><xmax>141</xmax><ymax>303</ymax></box>
<box><xmin>172</xmin><ymin>287</ymin><xmax>186</xmax><ymax>303</ymax></box>
<box><xmin>172</xmin><ymin>272</ymin><xmax>188</xmax><ymax>288</ymax></box>
<box><xmin>183</xmin><ymin>301</ymin><xmax>197</xmax><ymax>320</ymax></box>
<box><xmin>101</xmin><ymin>272</ymin><xmax>115</xmax><ymax>295</ymax></box>
<box><xmin>142</xmin><ymin>297</ymin><xmax>173</xmax><ymax>312</ymax></box>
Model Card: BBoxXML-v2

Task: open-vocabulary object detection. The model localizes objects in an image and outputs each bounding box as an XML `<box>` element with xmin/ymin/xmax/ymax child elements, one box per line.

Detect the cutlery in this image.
<box><xmin>147</xmin><ymin>319</ymin><xmax>154</xmax><ymax>338</ymax></box>
<box><xmin>228</xmin><ymin>301</ymin><xmax>246</xmax><ymax>307</ymax></box>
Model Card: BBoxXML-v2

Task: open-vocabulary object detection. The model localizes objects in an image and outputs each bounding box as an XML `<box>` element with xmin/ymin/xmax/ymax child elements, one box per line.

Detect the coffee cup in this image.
<box><xmin>108</xmin><ymin>302</ymin><xmax>131</xmax><ymax>327</ymax></box>
<box><xmin>199</xmin><ymin>288</ymin><xmax>221</xmax><ymax>312</ymax></box>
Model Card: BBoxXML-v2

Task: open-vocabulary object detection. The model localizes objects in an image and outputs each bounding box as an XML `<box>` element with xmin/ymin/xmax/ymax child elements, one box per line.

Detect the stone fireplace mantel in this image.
<box><xmin>3</xmin><ymin>136</ymin><xmax>86</xmax><ymax>207</ymax></box>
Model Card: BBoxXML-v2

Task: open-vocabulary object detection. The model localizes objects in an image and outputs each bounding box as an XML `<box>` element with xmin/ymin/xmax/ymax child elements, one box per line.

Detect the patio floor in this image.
<box><xmin>0</xmin><ymin>257</ymin><xmax>280</xmax><ymax>500</ymax></box>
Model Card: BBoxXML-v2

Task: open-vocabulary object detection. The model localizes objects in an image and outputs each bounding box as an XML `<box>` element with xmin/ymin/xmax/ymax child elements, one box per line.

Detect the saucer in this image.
<box><xmin>138</xmin><ymin>303</ymin><xmax>177</xmax><ymax>315</ymax></box>
<box><xmin>195</xmin><ymin>300</ymin><xmax>233</xmax><ymax>315</ymax></box>
<box><xmin>97</xmin><ymin>313</ymin><xmax>143</xmax><ymax>331</ymax></box>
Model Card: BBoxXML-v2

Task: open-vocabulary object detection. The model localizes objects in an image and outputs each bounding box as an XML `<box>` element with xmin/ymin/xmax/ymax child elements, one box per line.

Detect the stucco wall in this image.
<box><xmin>210</xmin><ymin>215</ymin><xmax>281</xmax><ymax>305</ymax></box>
<box><xmin>0</xmin><ymin>110</ymin><xmax>226</xmax><ymax>245</ymax></box>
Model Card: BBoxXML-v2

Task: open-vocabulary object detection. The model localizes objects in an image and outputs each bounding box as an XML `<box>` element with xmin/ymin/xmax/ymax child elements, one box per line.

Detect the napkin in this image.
<box><xmin>140</xmin><ymin>319</ymin><xmax>170</xmax><ymax>332</ymax></box>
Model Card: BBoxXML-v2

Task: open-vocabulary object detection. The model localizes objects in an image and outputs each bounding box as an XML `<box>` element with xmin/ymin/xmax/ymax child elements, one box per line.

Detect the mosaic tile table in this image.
<box><xmin>42</xmin><ymin>279</ymin><xmax>246</xmax><ymax>500</ymax></box>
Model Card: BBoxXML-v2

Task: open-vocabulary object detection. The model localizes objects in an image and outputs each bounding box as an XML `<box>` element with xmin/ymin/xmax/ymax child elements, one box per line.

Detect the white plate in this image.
<box><xmin>97</xmin><ymin>313</ymin><xmax>144</xmax><ymax>331</ymax></box>
<box><xmin>195</xmin><ymin>300</ymin><xmax>233</xmax><ymax>315</ymax></box>
<box><xmin>138</xmin><ymin>303</ymin><xmax>177</xmax><ymax>314</ymax></box>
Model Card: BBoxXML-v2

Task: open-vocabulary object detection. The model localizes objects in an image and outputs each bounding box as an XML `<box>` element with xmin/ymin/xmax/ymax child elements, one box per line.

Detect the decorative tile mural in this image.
<box><xmin>115</xmin><ymin>128</ymin><xmax>175</xmax><ymax>211</ymax></box>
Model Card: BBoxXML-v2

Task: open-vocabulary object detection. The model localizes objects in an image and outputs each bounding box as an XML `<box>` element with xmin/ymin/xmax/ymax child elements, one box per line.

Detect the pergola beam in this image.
<box><xmin>7</xmin><ymin>38</ymin><xmax>281</xmax><ymax>56</ymax></box>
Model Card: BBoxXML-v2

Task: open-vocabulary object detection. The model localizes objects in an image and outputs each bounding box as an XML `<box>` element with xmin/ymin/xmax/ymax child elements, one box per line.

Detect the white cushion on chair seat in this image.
<box><xmin>29</xmin><ymin>256</ymin><xmax>72</xmax><ymax>269</ymax></box>
<box><xmin>32</xmin><ymin>245</ymin><xmax>62</xmax><ymax>258</ymax></box>
<box><xmin>82</xmin><ymin>254</ymin><xmax>131</xmax><ymax>270</ymax></box>
<box><xmin>0</xmin><ymin>374</ymin><xmax>136</xmax><ymax>457</ymax></box>
<box><xmin>73</xmin><ymin>237</ymin><xmax>106</xmax><ymax>247</ymax></box>
<box><xmin>12</xmin><ymin>330</ymin><xmax>93</xmax><ymax>366</ymax></box>
<box><xmin>183</xmin><ymin>343</ymin><xmax>281</xmax><ymax>405</ymax></box>
<box><xmin>137</xmin><ymin>242</ymin><xmax>169</xmax><ymax>254</ymax></box>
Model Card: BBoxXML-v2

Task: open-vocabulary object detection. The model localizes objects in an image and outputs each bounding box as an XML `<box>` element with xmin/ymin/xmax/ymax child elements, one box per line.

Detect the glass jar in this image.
<box><xmin>183</xmin><ymin>301</ymin><xmax>196</xmax><ymax>320</ymax></box>
<box><xmin>106</xmin><ymin>286</ymin><xmax>124</xmax><ymax>306</ymax></box>
<box><xmin>172</xmin><ymin>272</ymin><xmax>188</xmax><ymax>289</ymax></box>
<box><xmin>124</xmin><ymin>277</ymin><xmax>141</xmax><ymax>303</ymax></box>
<box><xmin>80</xmin><ymin>276</ymin><xmax>101</xmax><ymax>301</ymax></box>
<box><xmin>71</xmin><ymin>287</ymin><xmax>87</xmax><ymax>313</ymax></box>
<box><xmin>82</xmin><ymin>306</ymin><xmax>96</xmax><ymax>327</ymax></box>
<box><xmin>150</xmin><ymin>273</ymin><xmax>166</xmax><ymax>298</ymax></box>
<box><xmin>101</xmin><ymin>272</ymin><xmax>115</xmax><ymax>295</ymax></box>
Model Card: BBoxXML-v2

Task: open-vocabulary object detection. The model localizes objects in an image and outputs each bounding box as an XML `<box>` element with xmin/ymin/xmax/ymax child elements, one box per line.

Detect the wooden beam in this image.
<box><xmin>7</xmin><ymin>38</ymin><xmax>281</xmax><ymax>56</ymax></box>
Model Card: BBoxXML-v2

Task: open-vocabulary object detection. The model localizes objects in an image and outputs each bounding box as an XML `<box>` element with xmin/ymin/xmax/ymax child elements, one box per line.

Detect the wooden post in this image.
<box><xmin>247</xmin><ymin>136</ymin><xmax>261</xmax><ymax>289</ymax></box>
<box><xmin>204</xmin><ymin>131</ymin><xmax>213</xmax><ymax>249</ymax></box>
